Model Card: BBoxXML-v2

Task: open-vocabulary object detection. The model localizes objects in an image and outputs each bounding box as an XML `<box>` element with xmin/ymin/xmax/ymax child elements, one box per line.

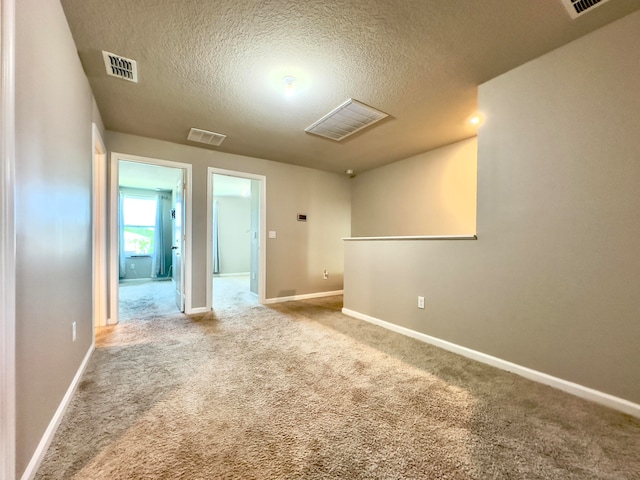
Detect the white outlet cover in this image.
<box><xmin>268</xmin><ymin>231</ymin><xmax>277</xmax><ymax>239</ymax></box>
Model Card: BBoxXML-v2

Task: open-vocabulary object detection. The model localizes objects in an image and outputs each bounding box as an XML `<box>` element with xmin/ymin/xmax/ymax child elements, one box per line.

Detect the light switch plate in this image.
<box><xmin>268</xmin><ymin>231</ymin><xmax>277</xmax><ymax>239</ymax></box>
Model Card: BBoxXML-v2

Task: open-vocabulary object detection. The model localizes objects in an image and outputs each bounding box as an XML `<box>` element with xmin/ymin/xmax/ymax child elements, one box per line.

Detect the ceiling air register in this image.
<box><xmin>305</xmin><ymin>99</ymin><xmax>388</xmax><ymax>141</ymax></box>
<box><xmin>187</xmin><ymin>128</ymin><xmax>227</xmax><ymax>146</ymax></box>
<box><xmin>102</xmin><ymin>51</ymin><xmax>138</xmax><ymax>82</ymax></box>
<box><xmin>560</xmin><ymin>0</ymin><xmax>612</xmax><ymax>19</ymax></box>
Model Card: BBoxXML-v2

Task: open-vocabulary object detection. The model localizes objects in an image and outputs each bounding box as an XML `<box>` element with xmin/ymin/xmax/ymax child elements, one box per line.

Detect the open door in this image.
<box><xmin>172</xmin><ymin>172</ymin><xmax>185</xmax><ymax>312</ymax></box>
<box><xmin>206</xmin><ymin>168</ymin><xmax>266</xmax><ymax>310</ymax></box>
<box><xmin>249</xmin><ymin>178</ymin><xmax>260</xmax><ymax>296</ymax></box>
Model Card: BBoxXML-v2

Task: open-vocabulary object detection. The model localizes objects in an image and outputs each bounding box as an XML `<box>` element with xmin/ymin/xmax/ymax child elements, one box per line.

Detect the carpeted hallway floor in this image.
<box><xmin>35</xmin><ymin>278</ymin><xmax>640</xmax><ymax>479</ymax></box>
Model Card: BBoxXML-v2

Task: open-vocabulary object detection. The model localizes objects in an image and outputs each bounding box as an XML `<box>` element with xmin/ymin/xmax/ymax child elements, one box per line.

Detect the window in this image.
<box><xmin>123</xmin><ymin>196</ymin><xmax>157</xmax><ymax>255</ymax></box>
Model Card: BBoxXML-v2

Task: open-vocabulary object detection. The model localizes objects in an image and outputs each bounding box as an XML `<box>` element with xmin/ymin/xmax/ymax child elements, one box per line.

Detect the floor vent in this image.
<box><xmin>102</xmin><ymin>51</ymin><xmax>138</xmax><ymax>82</ymax></box>
<box><xmin>305</xmin><ymin>99</ymin><xmax>388</xmax><ymax>142</ymax></box>
<box><xmin>560</xmin><ymin>0</ymin><xmax>612</xmax><ymax>19</ymax></box>
<box><xmin>187</xmin><ymin>128</ymin><xmax>227</xmax><ymax>146</ymax></box>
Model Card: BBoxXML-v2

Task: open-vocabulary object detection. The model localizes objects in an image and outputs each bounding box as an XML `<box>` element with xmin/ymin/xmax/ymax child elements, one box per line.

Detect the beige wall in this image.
<box><xmin>106</xmin><ymin>132</ymin><xmax>351</xmax><ymax>303</ymax></box>
<box><xmin>344</xmin><ymin>11</ymin><xmax>640</xmax><ymax>405</ymax></box>
<box><xmin>15</xmin><ymin>0</ymin><xmax>98</xmax><ymax>476</ymax></box>
<box><xmin>92</xmin><ymin>97</ymin><xmax>105</xmax><ymax>138</ymax></box>
<box><xmin>351</xmin><ymin>137</ymin><xmax>477</xmax><ymax>237</ymax></box>
<box><xmin>215</xmin><ymin>196</ymin><xmax>251</xmax><ymax>275</ymax></box>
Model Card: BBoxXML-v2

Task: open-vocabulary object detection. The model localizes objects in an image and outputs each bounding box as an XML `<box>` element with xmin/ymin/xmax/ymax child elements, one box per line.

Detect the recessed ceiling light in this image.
<box><xmin>283</xmin><ymin>76</ymin><xmax>296</xmax><ymax>97</ymax></box>
<box><xmin>469</xmin><ymin>114</ymin><xmax>484</xmax><ymax>126</ymax></box>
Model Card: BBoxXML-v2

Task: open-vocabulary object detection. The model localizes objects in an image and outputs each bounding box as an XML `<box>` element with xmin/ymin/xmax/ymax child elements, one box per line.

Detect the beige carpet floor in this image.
<box><xmin>35</xmin><ymin>278</ymin><xmax>640</xmax><ymax>479</ymax></box>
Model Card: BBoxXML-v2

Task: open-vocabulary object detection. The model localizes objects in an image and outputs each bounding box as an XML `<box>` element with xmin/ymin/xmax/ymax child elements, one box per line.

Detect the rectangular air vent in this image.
<box><xmin>561</xmin><ymin>0</ymin><xmax>612</xmax><ymax>19</ymax></box>
<box><xmin>102</xmin><ymin>51</ymin><xmax>138</xmax><ymax>82</ymax></box>
<box><xmin>187</xmin><ymin>128</ymin><xmax>227</xmax><ymax>146</ymax></box>
<box><xmin>305</xmin><ymin>99</ymin><xmax>388</xmax><ymax>142</ymax></box>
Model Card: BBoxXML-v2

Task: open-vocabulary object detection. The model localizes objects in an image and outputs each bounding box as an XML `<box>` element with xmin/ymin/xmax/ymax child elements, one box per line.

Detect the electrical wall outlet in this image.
<box><xmin>323</xmin><ymin>270</ymin><xmax>328</xmax><ymax>279</ymax></box>
<box><xmin>72</xmin><ymin>322</ymin><xmax>77</xmax><ymax>341</ymax></box>
<box><xmin>418</xmin><ymin>296</ymin><xmax>425</xmax><ymax>309</ymax></box>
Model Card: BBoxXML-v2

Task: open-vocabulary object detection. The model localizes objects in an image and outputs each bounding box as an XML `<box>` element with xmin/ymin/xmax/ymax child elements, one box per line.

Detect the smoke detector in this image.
<box><xmin>187</xmin><ymin>128</ymin><xmax>227</xmax><ymax>146</ymax></box>
<box><xmin>305</xmin><ymin>99</ymin><xmax>388</xmax><ymax>142</ymax></box>
<box><xmin>102</xmin><ymin>51</ymin><xmax>138</xmax><ymax>82</ymax></box>
<box><xmin>560</xmin><ymin>0</ymin><xmax>612</xmax><ymax>19</ymax></box>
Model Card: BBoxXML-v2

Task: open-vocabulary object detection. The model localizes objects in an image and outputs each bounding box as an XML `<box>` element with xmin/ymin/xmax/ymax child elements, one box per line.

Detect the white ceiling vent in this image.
<box><xmin>305</xmin><ymin>99</ymin><xmax>388</xmax><ymax>141</ymax></box>
<box><xmin>102</xmin><ymin>51</ymin><xmax>138</xmax><ymax>82</ymax></box>
<box><xmin>560</xmin><ymin>0</ymin><xmax>612</xmax><ymax>19</ymax></box>
<box><xmin>187</xmin><ymin>128</ymin><xmax>227</xmax><ymax>146</ymax></box>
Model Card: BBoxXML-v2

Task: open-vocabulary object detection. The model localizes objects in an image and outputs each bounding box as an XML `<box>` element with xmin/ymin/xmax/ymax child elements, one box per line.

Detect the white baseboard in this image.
<box><xmin>342</xmin><ymin>308</ymin><xmax>640</xmax><ymax>419</ymax></box>
<box><xmin>264</xmin><ymin>290</ymin><xmax>344</xmax><ymax>305</ymax></box>
<box><xmin>213</xmin><ymin>272</ymin><xmax>250</xmax><ymax>277</ymax></box>
<box><xmin>21</xmin><ymin>344</ymin><xmax>95</xmax><ymax>480</ymax></box>
<box><xmin>187</xmin><ymin>306</ymin><xmax>209</xmax><ymax>314</ymax></box>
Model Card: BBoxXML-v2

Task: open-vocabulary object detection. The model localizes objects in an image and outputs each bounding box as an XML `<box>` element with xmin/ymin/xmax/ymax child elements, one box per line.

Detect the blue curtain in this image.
<box><xmin>152</xmin><ymin>194</ymin><xmax>166</xmax><ymax>277</ymax></box>
<box><xmin>118</xmin><ymin>191</ymin><xmax>126</xmax><ymax>278</ymax></box>
<box><xmin>213</xmin><ymin>200</ymin><xmax>220</xmax><ymax>274</ymax></box>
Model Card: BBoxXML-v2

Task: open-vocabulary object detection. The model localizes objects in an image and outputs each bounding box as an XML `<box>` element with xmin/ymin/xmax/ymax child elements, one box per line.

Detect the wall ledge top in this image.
<box><xmin>342</xmin><ymin>235</ymin><xmax>477</xmax><ymax>241</ymax></box>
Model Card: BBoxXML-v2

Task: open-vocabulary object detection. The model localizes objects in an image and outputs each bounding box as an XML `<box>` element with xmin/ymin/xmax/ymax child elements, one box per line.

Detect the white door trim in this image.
<box><xmin>206</xmin><ymin>167</ymin><xmax>266</xmax><ymax>309</ymax></box>
<box><xmin>109</xmin><ymin>152</ymin><xmax>193</xmax><ymax>324</ymax></box>
<box><xmin>92</xmin><ymin>125</ymin><xmax>107</xmax><ymax>329</ymax></box>
<box><xmin>0</xmin><ymin>0</ymin><xmax>16</xmax><ymax>478</ymax></box>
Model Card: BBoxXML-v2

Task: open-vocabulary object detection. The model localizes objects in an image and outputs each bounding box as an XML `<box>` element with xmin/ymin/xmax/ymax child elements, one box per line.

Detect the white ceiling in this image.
<box><xmin>119</xmin><ymin>161</ymin><xmax>181</xmax><ymax>191</ymax></box>
<box><xmin>119</xmin><ymin>160</ymin><xmax>251</xmax><ymax>196</ymax></box>
<box><xmin>62</xmin><ymin>0</ymin><xmax>640</xmax><ymax>174</ymax></box>
<box><xmin>213</xmin><ymin>175</ymin><xmax>252</xmax><ymax>197</ymax></box>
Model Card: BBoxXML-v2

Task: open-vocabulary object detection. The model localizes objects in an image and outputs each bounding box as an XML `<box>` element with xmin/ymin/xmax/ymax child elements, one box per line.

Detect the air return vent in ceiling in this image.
<box><xmin>187</xmin><ymin>128</ymin><xmax>227</xmax><ymax>146</ymax></box>
<box><xmin>102</xmin><ymin>51</ymin><xmax>138</xmax><ymax>82</ymax></box>
<box><xmin>305</xmin><ymin>99</ymin><xmax>388</xmax><ymax>141</ymax></box>
<box><xmin>560</xmin><ymin>0</ymin><xmax>612</xmax><ymax>19</ymax></box>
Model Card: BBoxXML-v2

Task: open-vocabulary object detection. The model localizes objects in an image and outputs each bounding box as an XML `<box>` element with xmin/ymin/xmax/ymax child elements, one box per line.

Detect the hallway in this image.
<box><xmin>117</xmin><ymin>274</ymin><xmax>257</xmax><ymax>323</ymax></box>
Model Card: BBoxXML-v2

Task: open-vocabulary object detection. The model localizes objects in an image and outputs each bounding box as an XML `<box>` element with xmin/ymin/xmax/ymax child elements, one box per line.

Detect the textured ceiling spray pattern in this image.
<box><xmin>61</xmin><ymin>0</ymin><xmax>640</xmax><ymax>173</ymax></box>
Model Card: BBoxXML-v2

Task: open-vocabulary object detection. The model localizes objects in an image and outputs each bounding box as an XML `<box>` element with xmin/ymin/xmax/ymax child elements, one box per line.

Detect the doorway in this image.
<box><xmin>109</xmin><ymin>153</ymin><xmax>192</xmax><ymax>324</ymax></box>
<box><xmin>207</xmin><ymin>168</ymin><xmax>266</xmax><ymax>309</ymax></box>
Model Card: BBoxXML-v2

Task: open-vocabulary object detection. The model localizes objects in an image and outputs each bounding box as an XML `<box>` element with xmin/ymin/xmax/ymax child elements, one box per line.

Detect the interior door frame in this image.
<box><xmin>92</xmin><ymin>124</ymin><xmax>107</xmax><ymax>328</ymax></box>
<box><xmin>109</xmin><ymin>152</ymin><xmax>193</xmax><ymax>324</ymax></box>
<box><xmin>206</xmin><ymin>167</ymin><xmax>266</xmax><ymax>309</ymax></box>
<box><xmin>0</xmin><ymin>0</ymin><xmax>16</xmax><ymax>477</ymax></box>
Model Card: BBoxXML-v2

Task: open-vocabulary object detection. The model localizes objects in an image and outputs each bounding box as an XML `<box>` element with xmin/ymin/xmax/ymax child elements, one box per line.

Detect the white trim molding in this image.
<box><xmin>20</xmin><ymin>345</ymin><xmax>95</xmax><ymax>480</ymax></box>
<box><xmin>342</xmin><ymin>308</ymin><xmax>640</xmax><ymax>419</ymax></box>
<box><xmin>264</xmin><ymin>290</ymin><xmax>344</xmax><ymax>305</ymax></box>
<box><xmin>0</xmin><ymin>0</ymin><xmax>16</xmax><ymax>478</ymax></box>
<box><xmin>188</xmin><ymin>307</ymin><xmax>209</xmax><ymax>315</ymax></box>
<box><xmin>91</xmin><ymin>124</ymin><xmax>107</xmax><ymax>328</ymax></box>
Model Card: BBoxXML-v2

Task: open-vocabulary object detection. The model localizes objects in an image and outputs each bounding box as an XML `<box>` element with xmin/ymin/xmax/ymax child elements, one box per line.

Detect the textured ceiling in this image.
<box><xmin>61</xmin><ymin>0</ymin><xmax>640</xmax><ymax>174</ymax></box>
<box><xmin>119</xmin><ymin>161</ymin><xmax>182</xmax><ymax>191</ymax></box>
<box><xmin>119</xmin><ymin>160</ymin><xmax>250</xmax><ymax>196</ymax></box>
